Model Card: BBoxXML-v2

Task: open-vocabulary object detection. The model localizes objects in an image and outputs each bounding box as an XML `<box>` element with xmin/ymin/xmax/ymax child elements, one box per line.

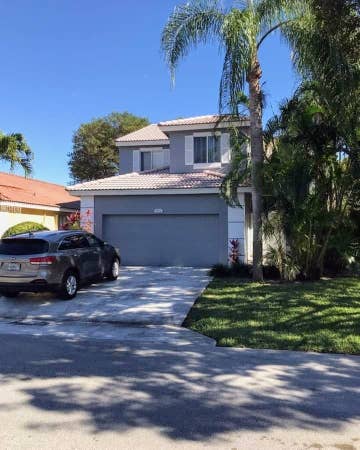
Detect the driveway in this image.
<box><xmin>0</xmin><ymin>266</ymin><xmax>210</xmax><ymax>326</ymax></box>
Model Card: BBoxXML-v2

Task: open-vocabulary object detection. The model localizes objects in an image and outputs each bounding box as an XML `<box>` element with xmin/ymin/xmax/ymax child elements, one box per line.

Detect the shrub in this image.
<box><xmin>210</xmin><ymin>262</ymin><xmax>282</xmax><ymax>280</ymax></box>
<box><xmin>209</xmin><ymin>264</ymin><xmax>231</xmax><ymax>277</ymax></box>
<box><xmin>323</xmin><ymin>248</ymin><xmax>347</xmax><ymax>276</ymax></box>
<box><xmin>60</xmin><ymin>210</ymin><xmax>93</xmax><ymax>232</ymax></box>
<box><xmin>262</xmin><ymin>265</ymin><xmax>281</xmax><ymax>280</ymax></box>
<box><xmin>2</xmin><ymin>221</ymin><xmax>49</xmax><ymax>238</ymax></box>
<box><xmin>346</xmin><ymin>258</ymin><xmax>360</xmax><ymax>276</ymax></box>
<box><xmin>60</xmin><ymin>211</ymin><xmax>81</xmax><ymax>230</ymax></box>
<box><xmin>231</xmin><ymin>262</ymin><xmax>252</xmax><ymax>278</ymax></box>
<box><xmin>209</xmin><ymin>262</ymin><xmax>252</xmax><ymax>278</ymax></box>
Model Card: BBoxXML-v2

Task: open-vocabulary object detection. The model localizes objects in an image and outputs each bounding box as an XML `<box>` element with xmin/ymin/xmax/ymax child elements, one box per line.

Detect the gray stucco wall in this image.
<box><xmin>119</xmin><ymin>147</ymin><xmax>134</xmax><ymax>174</ymax></box>
<box><xmin>94</xmin><ymin>194</ymin><xmax>229</xmax><ymax>265</ymax></box>
<box><xmin>168</xmin><ymin>129</ymin><xmax>248</xmax><ymax>173</ymax></box>
<box><xmin>169</xmin><ymin>131</ymin><xmax>189</xmax><ymax>173</ymax></box>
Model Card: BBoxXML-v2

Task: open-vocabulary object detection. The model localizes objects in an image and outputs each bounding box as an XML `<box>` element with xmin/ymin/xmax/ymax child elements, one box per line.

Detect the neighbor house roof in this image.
<box><xmin>0</xmin><ymin>172</ymin><xmax>80</xmax><ymax>210</ymax></box>
<box><xmin>115</xmin><ymin>124</ymin><xmax>169</xmax><ymax>145</ymax></box>
<box><xmin>67</xmin><ymin>167</ymin><xmax>231</xmax><ymax>192</ymax></box>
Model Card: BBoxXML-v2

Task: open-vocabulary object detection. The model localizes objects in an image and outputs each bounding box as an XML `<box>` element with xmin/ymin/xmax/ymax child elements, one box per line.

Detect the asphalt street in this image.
<box><xmin>0</xmin><ymin>323</ymin><xmax>359</xmax><ymax>450</ymax></box>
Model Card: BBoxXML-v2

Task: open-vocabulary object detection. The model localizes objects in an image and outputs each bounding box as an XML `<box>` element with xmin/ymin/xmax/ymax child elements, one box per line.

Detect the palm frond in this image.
<box><xmin>0</xmin><ymin>133</ymin><xmax>33</xmax><ymax>176</ymax></box>
<box><xmin>256</xmin><ymin>0</ymin><xmax>305</xmax><ymax>29</ymax></box>
<box><xmin>161</xmin><ymin>0</ymin><xmax>225</xmax><ymax>83</ymax></box>
<box><xmin>219</xmin><ymin>7</ymin><xmax>255</xmax><ymax>113</ymax></box>
<box><xmin>281</xmin><ymin>0</ymin><xmax>360</xmax><ymax>105</ymax></box>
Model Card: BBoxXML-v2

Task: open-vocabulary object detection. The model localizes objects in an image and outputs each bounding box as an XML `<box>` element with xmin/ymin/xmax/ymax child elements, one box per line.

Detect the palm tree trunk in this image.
<box><xmin>248</xmin><ymin>56</ymin><xmax>264</xmax><ymax>281</ymax></box>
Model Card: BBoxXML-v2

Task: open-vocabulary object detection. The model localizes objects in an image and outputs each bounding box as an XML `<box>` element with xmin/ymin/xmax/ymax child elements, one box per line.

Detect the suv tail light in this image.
<box><xmin>29</xmin><ymin>256</ymin><xmax>56</xmax><ymax>265</ymax></box>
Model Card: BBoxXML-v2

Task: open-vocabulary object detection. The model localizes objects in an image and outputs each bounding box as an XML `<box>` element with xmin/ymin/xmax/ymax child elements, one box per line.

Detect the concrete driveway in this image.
<box><xmin>0</xmin><ymin>266</ymin><xmax>210</xmax><ymax>326</ymax></box>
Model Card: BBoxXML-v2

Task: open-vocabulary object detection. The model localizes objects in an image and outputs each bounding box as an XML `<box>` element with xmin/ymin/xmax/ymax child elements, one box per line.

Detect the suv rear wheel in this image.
<box><xmin>58</xmin><ymin>270</ymin><xmax>79</xmax><ymax>300</ymax></box>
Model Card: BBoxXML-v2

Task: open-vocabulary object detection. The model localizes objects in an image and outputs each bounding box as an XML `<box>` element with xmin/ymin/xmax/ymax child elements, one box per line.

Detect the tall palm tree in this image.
<box><xmin>161</xmin><ymin>0</ymin><xmax>303</xmax><ymax>281</ymax></box>
<box><xmin>0</xmin><ymin>132</ymin><xmax>33</xmax><ymax>176</ymax></box>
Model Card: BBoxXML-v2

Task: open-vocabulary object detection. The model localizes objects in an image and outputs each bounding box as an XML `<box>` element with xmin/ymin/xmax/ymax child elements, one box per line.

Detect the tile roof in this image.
<box><xmin>116</xmin><ymin>115</ymin><xmax>249</xmax><ymax>145</ymax></box>
<box><xmin>67</xmin><ymin>167</ymin><xmax>229</xmax><ymax>192</ymax></box>
<box><xmin>0</xmin><ymin>172</ymin><xmax>79</xmax><ymax>209</ymax></box>
<box><xmin>116</xmin><ymin>124</ymin><xmax>169</xmax><ymax>143</ymax></box>
<box><xmin>158</xmin><ymin>114</ymin><xmax>247</xmax><ymax>126</ymax></box>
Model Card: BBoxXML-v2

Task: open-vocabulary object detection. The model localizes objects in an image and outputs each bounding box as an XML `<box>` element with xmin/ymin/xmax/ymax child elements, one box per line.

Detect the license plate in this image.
<box><xmin>5</xmin><ymin>262</ymin><xmax>21</xmax><ymax>271</ymax></box>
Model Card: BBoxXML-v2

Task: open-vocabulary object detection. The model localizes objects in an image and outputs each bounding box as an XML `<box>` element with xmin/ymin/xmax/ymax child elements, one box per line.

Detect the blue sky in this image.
<box><xmin>0</xmin><ymin>0</ymin><xmax>298</xmax><ymax>185</ymax></box>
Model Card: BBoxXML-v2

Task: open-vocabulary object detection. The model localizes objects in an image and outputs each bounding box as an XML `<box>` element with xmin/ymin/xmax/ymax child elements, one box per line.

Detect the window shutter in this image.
<box><xmin>152</xmin><ymin>150</ymin><xmax>164</xmax><ymax>168</ymax></box>
<box><xmin>133</xmin><ymin>150</ymin><xmax>140</xmax><ymax>172</ymax></box>
<box><xmin>185</xmin><ymin>136</ymin><xmax>194</xmax><ymax>165</ymax></box>
<box><xmin>221</xmin><ymin>133</ymin><xmax>230</xmax><ymax>164</ymax></box>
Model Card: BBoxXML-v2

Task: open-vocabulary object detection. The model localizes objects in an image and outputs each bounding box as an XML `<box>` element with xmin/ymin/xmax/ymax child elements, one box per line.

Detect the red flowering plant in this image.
<box><xmin>60</xmin><ymin>209</ymin><xmax>93</xmax><ymax>232</ymax></box>
<box><xmin>229</xmin><ymin>239</ymin><xmax>240</xmax><ymax>265</ymax></box>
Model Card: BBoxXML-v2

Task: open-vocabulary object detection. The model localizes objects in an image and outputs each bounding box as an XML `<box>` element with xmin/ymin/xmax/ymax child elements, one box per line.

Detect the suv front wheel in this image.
<box><xmin>106</xmin><ymin>258</ymin><xmax>120</xmax><ymax>281</ymax></box>
<box><xmin>58</xmin><ymin>270</ymin><xmax>79</xmax><ymax>300</ymax></box>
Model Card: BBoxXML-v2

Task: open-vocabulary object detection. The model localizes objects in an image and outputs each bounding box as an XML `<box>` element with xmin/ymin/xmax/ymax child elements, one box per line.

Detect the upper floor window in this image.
<box><xmin>140</xmin><ymin>150</ymin><xmax>165</xmax><ymax>171</ymax></box>
<box><xmin>194</xmin><ymin>136</ymin><xmax>220</xmax><ymax>164</ymax></box>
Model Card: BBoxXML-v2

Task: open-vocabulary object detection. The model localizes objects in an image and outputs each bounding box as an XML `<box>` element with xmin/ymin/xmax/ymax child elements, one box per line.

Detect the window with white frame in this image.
<box><xmin>140</xmin><ymin>150</ymin><xmax>165</xmax><ymax>171</ymax></box>
<box><xmin>193</xmin><ymin>135</ymin><xmax>221</xmax><ymax>164</ymax></box>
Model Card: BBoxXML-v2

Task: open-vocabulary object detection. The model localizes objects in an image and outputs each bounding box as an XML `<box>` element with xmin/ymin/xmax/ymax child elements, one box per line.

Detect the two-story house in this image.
<box><xmin>67</xmin><ymin>115</ymin><xmax>253</xmax><ymax>267</ymax></box>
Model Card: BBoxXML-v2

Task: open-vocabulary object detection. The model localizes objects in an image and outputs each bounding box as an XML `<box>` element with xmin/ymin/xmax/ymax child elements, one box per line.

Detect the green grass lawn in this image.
<box><xmin>184</xmin><ymin>277</ymin><xmax>360</xmax><ymax>354</ymax></box>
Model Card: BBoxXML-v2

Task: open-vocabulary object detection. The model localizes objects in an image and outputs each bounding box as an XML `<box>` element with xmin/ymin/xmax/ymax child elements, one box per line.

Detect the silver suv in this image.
<box><xmin>0</xmin><ymin>230</ymin><xmax>121</xmax><ymax>299</ymax></box>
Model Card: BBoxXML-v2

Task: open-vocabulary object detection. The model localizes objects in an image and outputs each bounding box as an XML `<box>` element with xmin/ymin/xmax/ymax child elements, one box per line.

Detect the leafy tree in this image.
<box><xmin>287</xmin><ymin>0</ymin><xmax>359</xmax><ymax>97</ymax></box>
<box><xmin>161</xmin><ymin>0</ymin><xmax>304</xmax><ymax>281</ymax></box>
<box><xmin>285</xmin><ymin>0</ymin><xmax>360</xmax><ymax>153</ymax></box>
<box><xmin>68</xmin><ymin>112</ymin><xmax>149</xmax><ymax>183</ymax></box>
<box><xmin>263</xmin><ymin>85</ymin><xmax>360</xmax><ymax>280</ymax></box>
<box><xmin>0</xmin><ymin>132</ymin><xmax>33</xmax><ymax>175</ymax></box>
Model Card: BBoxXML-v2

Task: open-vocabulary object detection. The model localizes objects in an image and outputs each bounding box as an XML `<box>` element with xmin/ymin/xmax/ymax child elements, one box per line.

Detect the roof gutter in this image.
<box><xmin>0</xmin><ymin>200</ymin><xmax>78</xmax><ymax>213</ymax></box>
<box><xmin>67</xmin><ymin>186</ymin><xmax>253</xmax><ymax>197</ymax></box>
<box><xmin>158</xmin><ymin>120</ymin><xmax>250</xmax><ymax>132</ymax></box>
<box><xmin>116</xmin><ymin>139</ymin><xmax>169</xmax><ymax>147</ymax></box>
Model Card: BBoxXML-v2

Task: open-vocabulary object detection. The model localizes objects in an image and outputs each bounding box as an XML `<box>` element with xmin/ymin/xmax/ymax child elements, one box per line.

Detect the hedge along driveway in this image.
<box><xmin>184</xmin><ymin>277</ymin><xmax>360</xmax><ymax>354</ymax></box>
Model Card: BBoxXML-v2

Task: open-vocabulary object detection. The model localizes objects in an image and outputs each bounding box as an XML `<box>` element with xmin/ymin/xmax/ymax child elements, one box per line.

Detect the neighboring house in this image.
<box><xmin>0</xmin><ymin>172</ymin><xmax>80</xmax><ymax>237</ymax></box>
<box><xmin>67</xmin><ymin>115</ymin><xmax>253</xmax><ymax>267</ymax></box>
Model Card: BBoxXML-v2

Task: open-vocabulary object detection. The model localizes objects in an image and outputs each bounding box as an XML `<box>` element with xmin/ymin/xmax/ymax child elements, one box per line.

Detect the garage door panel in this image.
<box><xmin>103</xmin><ymin>214</ymin><xmax>219</xmax><ymax>267</ymax></box>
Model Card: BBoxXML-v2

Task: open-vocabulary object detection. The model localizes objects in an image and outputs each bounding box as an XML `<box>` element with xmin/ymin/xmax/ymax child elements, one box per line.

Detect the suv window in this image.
<box><xmin>87</xmin><ymin>234</ymin><xmax>103</xmax><ymax>247</ymax></box>
<box><xmin>0</xmin><ymin>239</ymin><xmax>49</xmax><ymax>255</ymax></box>
<box><xmin>58</xmin><ymin>235</ymin><xmax>89</xmax><ymax>251</ymax></box>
